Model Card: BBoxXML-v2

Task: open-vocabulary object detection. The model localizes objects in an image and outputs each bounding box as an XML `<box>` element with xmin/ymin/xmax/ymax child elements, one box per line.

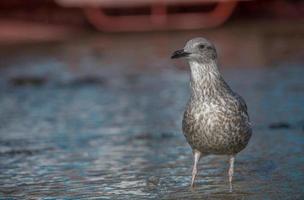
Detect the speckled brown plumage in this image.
<box><xmin>171</xmin><ymin>37</ymin><xmax>252</xmax><ymax>190</ymax></box>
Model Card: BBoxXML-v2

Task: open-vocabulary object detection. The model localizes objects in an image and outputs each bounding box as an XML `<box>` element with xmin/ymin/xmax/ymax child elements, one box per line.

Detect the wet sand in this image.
<box><xmin>0</xmin><ymin>21</ymin><xmax>304</xmax><ymax>199</ymax></box>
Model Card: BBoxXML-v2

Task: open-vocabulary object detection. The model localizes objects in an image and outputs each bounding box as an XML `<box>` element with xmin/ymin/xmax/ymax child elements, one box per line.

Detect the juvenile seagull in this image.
<box><xmin>171</xmin><ymin>38</ymin><xmax>252</xmax><ymax>190</ymax></box>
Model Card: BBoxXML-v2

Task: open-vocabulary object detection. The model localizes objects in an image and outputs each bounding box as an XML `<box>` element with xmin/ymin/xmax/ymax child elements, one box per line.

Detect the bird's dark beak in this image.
<box><xmin>171</xmin><ymin>49</ymin><xmax>190</xmax><ymax>59</ymax></box>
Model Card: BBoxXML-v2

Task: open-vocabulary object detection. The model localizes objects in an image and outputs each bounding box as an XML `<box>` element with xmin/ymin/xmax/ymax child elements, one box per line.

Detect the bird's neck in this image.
<box><xmin>188</xmin><ymin>60</ymin><xmax>228</xmax><ymax>99</ymax></box>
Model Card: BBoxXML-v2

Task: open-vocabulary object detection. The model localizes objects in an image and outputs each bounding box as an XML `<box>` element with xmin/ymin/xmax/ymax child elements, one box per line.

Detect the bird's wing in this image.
<box><xmin>233</xmin><ymin>92</ymin><xmax>248</xmax><ymax>115</ymax></box>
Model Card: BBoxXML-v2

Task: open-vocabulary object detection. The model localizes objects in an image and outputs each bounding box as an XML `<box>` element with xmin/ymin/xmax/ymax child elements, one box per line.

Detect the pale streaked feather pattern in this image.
<box><xmin>183</xmin><ymin>58</ymin><xmax>252</xmax><ymax>155</ymax></box>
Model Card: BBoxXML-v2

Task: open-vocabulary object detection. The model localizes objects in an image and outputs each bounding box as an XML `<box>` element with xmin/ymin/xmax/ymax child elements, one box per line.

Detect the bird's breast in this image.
<box><xmin>182</xmin><ymin>99</ymin><xmax>251</xmax><ymax>154</ymax></box>
<box><xmin>183</xmin><ymin>101</ymin><xmax>221</xmax><ymax>132</ymax></box>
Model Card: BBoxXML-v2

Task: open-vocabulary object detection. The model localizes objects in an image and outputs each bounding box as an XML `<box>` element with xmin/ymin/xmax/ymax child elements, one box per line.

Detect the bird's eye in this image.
<box><xmin>198</xmin><ymin>44</ymin><xmax>205</xmax><ymax>49</ymax></box>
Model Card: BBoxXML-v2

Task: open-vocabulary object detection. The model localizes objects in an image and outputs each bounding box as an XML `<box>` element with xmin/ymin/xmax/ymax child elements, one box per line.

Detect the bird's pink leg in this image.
<box><xmin>228</xmin><ymin>155</ymin><xmax>235</xmax><ymax>192</ymax></box>
<box><xmin>191</xmin><ymin>150</ymin><xmax>201</xmax><ymax>188</ymax></box>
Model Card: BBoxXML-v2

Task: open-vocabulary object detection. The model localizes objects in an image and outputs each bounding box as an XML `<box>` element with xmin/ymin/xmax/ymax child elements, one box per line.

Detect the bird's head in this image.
<box><xmin>171</xmin><ymin>37</ymin><xmax>217</xmax><ymax>63</ymax></box>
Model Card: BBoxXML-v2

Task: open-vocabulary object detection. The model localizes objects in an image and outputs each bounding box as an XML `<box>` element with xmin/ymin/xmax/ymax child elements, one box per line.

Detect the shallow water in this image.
<box><xmin>0</xmin><ymin>22</ymin><xmax>304</xmax><ymax>199</ymax></box>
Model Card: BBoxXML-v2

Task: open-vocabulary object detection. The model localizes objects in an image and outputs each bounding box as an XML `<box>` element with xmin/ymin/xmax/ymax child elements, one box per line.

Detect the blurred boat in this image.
<box><xmin>55</xmin><ymin>0</ymin><xmax>249</xmax><ymax>31</ymax></box>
